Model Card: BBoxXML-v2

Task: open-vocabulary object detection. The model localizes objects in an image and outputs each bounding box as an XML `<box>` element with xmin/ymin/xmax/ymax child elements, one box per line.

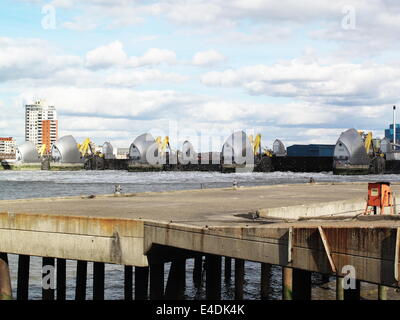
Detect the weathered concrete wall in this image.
<box><xmin>0</xmin><ymin>212</ymin><xmax>148</xmax><ymax>266</ymax></box>
<box><xmin>144</xmin><ymin>222</ymin><xmax>287</xmax><ymax>265</ymax></box>
<box><xmin>258</xmin><ymin>198</ymin><xmax>366</xmax><ymax>219</ymax></box>
<box><xmin>0</xmin><ymin>211</ymin><xmax>398</xmax><ymax>286</ymax></box>
<box><xmin>292</xmin><ymin>227</ymin><xmax>399</xmax><ymax>287</ymax></box>
<box><xmin>144</xmin><ymin>221</ymin><xmax>400</xmax><ymax>287</ymax></box>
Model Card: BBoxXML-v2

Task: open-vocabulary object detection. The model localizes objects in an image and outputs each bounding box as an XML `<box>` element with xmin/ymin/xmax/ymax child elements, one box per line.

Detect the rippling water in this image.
<box><xmin>1</xmin><ymin>170</ymin><xmax>400</xmax><ymax>300</ymax></box>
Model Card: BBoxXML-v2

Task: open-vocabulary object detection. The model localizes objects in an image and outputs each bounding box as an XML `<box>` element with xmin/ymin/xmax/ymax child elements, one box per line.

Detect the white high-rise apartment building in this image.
<box><xmin>25</xmin><ymin>100</ymin><xmax>58</xmax><ymax>151</ymax></box>
<box><xmin>0</xmin><ymin>137</ymin><xmax>16</xmax><ymax>157</ymax></box>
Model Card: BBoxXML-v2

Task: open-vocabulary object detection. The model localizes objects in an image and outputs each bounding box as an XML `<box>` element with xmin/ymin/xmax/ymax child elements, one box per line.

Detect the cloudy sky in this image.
<box><xmin>1</xmin><ymin>0</ymin><xmax>399</xmax><ymax>151</ymax></box>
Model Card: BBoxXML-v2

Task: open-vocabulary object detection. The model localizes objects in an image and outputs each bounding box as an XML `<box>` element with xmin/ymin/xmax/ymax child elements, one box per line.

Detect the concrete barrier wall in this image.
<box><xmin>258</xmin><ymin>198</ymin><xmax>366</xmax><ymax>219</ymax></box>
<box><xmin>0</xmin><ymin>212</ymin><xmax>148</xmax><ymax>266</ymax></box>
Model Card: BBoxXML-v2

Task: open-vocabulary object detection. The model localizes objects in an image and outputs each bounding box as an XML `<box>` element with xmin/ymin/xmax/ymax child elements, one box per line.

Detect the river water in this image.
<box><xmin>1</xmin><ymin>170</ymin><xmax>400</xmax><ymax>300</ymax></box>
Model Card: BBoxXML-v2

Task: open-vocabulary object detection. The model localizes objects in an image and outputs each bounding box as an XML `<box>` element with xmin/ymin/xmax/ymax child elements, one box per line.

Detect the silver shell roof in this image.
<box><xmin>51</xmin><ymin>135</ymin><xmax>82</xmax><ymax>163</ymax></box>
<box><xmin>102</xmin><ymin>142</ymin><xmax>115</xmax><ymax>159</ymax></box>
<box><xmin>129</xmin><ymin>133</ymin><xmax>158</xmax><ymax>164</ymax></box>
<box><xmin>221</xmin><ymin>131</ymin><xmax>254</xmax><ymax>165</ymax></box>
<box><xmin>180</xmin><ymin>140</ymin><xmax>197</xmax><ymax>164</ymax></box>
<box><xmin>273</xmin><ymin>139</ymin><xmax>286</xmax><ymax>156</ymax></box>
<box><xmin>380</xmin><ymin>137</ymin><xmax>391</xmax><ymax>154</ymax></box>
<box><xmin>334</xmin><ymin>128</ymin><xmax>370</xmax><ymax>165</ymax></box>
<box><xmin>16</xmin><ymin>141</ymin><xmax>40</xmax><ymax>163</ymax></box>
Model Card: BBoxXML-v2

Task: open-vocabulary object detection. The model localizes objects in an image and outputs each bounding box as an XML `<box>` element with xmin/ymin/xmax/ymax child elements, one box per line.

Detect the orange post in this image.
<box><xmin>365</xmin><ymin>182</ymin><xmax>394</xmax><ymax>215</ymax></box>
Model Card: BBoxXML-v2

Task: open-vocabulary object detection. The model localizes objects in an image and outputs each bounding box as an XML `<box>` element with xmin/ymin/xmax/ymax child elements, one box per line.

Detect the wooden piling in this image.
<box><xmin>42</xmin><ymin>257</ymin><xmax>55</xmax><ymax>300</ymax></box>
<box><xmin>343</xmin><ymin>280</ymin><xmax>361</xmax><ymax>300</ymax></box>
<box><xmin>150</xmin><ymin>263</ymin><xmax>164</xmax><ymax>300</ymax></box>
<box><xmin>135</xmin><ymin>266</ymin><xmax>149</xmax><ymax>300</ymax></box>
<box><xmin>282</xmin><ymin>267</ymin><xmax>293</xmax><ymax>300</ymax></box>
<box><xmin>93</xmin><ymin>262</ymin><xmax>105</xmax><ymax>300</ymax></box>
<box><xmin>0</xmin><ymin>253</ymin><xmax>12</xmax><ymax>300</ymax></box>
<box><xmin>75</xmin><ymin>260</ymin><xmax>87</xmax><ymax>300</ymax></box>
<box><xmin>321</xmin><ymin>273</ymin><xmax>330</xmax><ymax>284</ymax></box>
<box><xmin>165</xmin><ymin>259</ymin><xmax>186</xmax><ymax>299</ymax></box>
<box><xmin>378</xmin><ymin>285</ymin><xmax>388</xmax><ymax>300</ymax></box>
<box><xmin>292</xmin><ymin>268</ymin><xmax>312</xmax><ymax>300</ymax></box>
<box><xmin>337</xmin><ymin>276</ymin><xmax>361</xmax><ymax>300</ymax></box>
<box><xmin>260</xmin><ymin>263</ymin><xmax>271</xmax><ymax>300</ymax></box>
<box><xmin>234</xmin><ymin>259</ymin><xmax>245</xmax><ymax>300</ymax></box>
<box><xmin>0</xmin><ymin>253</ymin><xmax>8</xmax><ymax>264</ymax></box>
<box><xmin>17</xmin><ymin>255</ymin><xmax>30</xmax><ymax>300</ymax></box>
<box><xmin>193</xmin><ymin>256</ymin><xmax>203</xmax><ymax>288</ymax></box>
<box><xmin>336</xmin><ymin>276</ymin><xmax>344</xmax><ymax>300</ymax></box>
<box><xmin>205</xmin><ymin>254</ymin><xmax>221</xmax><ymax>300</ymax></box>
<box><xmin>283</xmin><ymin>267</ymin><xmax>312</xmax><ymax>300</ymax></box>
<box><xmin>224</xmin><ymin>257</ymin><xmax>232</xmax><ymax>283</ymax></box>
<box><xmin>56</xmin><ymin>259</ymin><xmax>66</xmax><ymax>300</ymax></box>
<box><xmin>124</xmin><ymin>265</ymin><xmax>133</xmax><ymax>300</ymax></box>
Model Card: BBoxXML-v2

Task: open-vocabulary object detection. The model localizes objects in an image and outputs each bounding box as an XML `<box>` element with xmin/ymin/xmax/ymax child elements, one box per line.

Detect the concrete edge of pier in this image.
<box><xmin>258</xmin><ymin>198</ymin><xmax>366</xmax><ymax>220</ymax></box>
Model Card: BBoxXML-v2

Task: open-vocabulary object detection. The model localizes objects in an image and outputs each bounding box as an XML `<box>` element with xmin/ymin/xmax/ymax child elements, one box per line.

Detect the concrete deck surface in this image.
<box><xmin>2</xmin><ymin>182</ymin><xmax>400</xmax><ymax>227</ymax></box>
<box><xmin>0</xmin><ymin>183</ymin><xmax>400</xmax><ymax>227</ymax></box>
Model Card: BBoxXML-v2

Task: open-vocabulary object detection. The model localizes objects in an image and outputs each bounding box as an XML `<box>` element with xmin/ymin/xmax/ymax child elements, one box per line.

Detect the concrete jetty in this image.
<box><xmin>1</xmin><ymin>182</ymin><xmax>400</xmax><ymax>300</ymax></box>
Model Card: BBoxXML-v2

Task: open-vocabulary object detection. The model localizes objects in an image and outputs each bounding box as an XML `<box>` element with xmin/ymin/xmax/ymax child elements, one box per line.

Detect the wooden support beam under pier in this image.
<box><xmin>42</xmin><ymin>257</ymin><xmax>55</xmax><ymax>300</ymax></box>
<box><xmin>235</xmin><ymin>259</ymin><xmax>245</xmax><ymax>300</ymax></box>
<box><xmin>0</xmin><ymin>253</ymin><xmax>12</xmax><ymax>300</ymax></box>
<box><xmin>205</xmin><ymin>254</ymin><xmax>221</xmax><ymax>300</ymax></box>
<box><xmin>56</xmin><ymin>258</ymin><xmax>66</xmax><ymax>300</ymax></box>
<box><xmin>93</xmin><ymin>262</ymin><xmax>105</xmax><ymax>300</ymax></box>
<box><xmin>124</xmin><ymin>265</ymin><xmax>133</xmax><ymax>300</ymax></box>
<box><xmin>149</xmin><ymin>263</ymin><xmax>164</xmax><ymax>300</ymax></box>
<box><xmin>135</xmin><ymin>266</ymin><xmax>149</xmax><ymax>300</ymax></box>
<box><xmin>17</xmin><ymin>255</ymin><xmax>30</xmax><ymax>300</ymax></box>
<box><xmin>75</xmin><ymin>260</ymin><xmax>87</xmax><ymax>301</ymax></box>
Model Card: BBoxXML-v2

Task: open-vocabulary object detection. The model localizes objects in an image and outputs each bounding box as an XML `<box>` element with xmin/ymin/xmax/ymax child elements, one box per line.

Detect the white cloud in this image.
<box><xmin>5</xmin><ymin>80</ymin><xmax>393</xmax><ymax>149</ymax></box>
<box><xmin>0</xmin><ymin>38</ymin><xmax>186</xmax><ymax>89</ymax></box>
<box><xmin>127</xmin><ymin>48</ymin><xmax>177</xmax><ymax>68</ymax></box>
<box><xmin>133</xmin><ymin>35</ymin><xmax>160</xmax><ymax>42</ymax></box>
<box><xmin>156</xmin><ymin>1</ymin><xmax>229</xmax><ymax>26</ymax></box>
<box><xmin>85</xmin><ymin>44</ymin><xmax>177</xmax><ymax>69</ymax></box>
<box><xmin>14</xmin><ymin>85</ymin><xmax>340</xmax><ymax>128</ymax></box>
<box><xmin>62</xmin><ymin>17</ymin><xmax>98</xmax><ymax>31</ymax></box>
<box><xmin>15</xmin><ymin>87</ymin><xmax>203</xmax><ymax>119</ymax></box>
<box><xmin>192</xmin><ymin>49</ymin><xmax>226</xmax><ymax>67</ymax></box>
<box><xmin>21</xmin><ymin>0</ymin><xmax>400</xmax><ymax>56</ymax></box>
<box><xmin>0</xmin><ymin>37</ymin><xmax>82</xmax><ymax>82</ymax></box>
<box><xmin>211</xmin><ymin>25</ymin><xmax>293</xmax><ymax>45</ymax></box>
<box><xmin>201</xmin><ymin>58</ymin><xmax>400</xmax><ymax>107</ymax></box>
<box><xmin>105</xmin><ymin>69</ymin><xmax>188</xmax><ymax>87</ymax></box>
<box><xmin>85</xmin><ymin>41</ymin><xmax>127</xmax><ymax>69</ymax></box>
